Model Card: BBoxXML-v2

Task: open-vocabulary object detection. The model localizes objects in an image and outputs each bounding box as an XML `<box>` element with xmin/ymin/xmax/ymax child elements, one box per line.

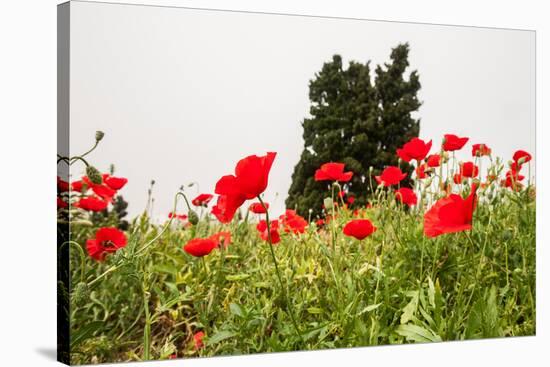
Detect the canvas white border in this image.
<box><xmin>0</xmin><ymin>0</ymin><xmax>546</xmax><ymax>366</ymax></box>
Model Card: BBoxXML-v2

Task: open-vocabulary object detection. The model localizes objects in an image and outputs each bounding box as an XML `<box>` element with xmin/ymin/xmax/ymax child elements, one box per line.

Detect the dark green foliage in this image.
<box><xmin>286</xmin><ymin>44</ymin><xmax>421</xmax><ymax>217</ymax></box>
<box><xmin>91</xmin><ymin>195</ymin><xmax>129</xmax><ymax>230</ymax></box>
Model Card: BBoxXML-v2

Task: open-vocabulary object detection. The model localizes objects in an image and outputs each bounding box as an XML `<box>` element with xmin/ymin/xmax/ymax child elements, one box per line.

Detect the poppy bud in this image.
<box><xmin>424</xmin><ymin>177</ymin><xmax>433</xmax><ymax>187</ymax></box>
<box><xmin>73</xmin><ymin>282</ymin><xmax>89</xmax><ymax>304</ymax></box>
<box><xmin>323</xmin><ymin>197</ymin><xmax>333</xmax><ymax>210</ymax></box>
<box><xmin>517</xmin><ymin>157</ymin><xmax>527</xmax><ymax>165</ymax></box>
<box><xmin>95</xmin><ymin>130</ymin><xmax>105</xmax><ymax>141</ymax></box>
<box><xmin>188</xmin><ymin>210</ymin><xmax>199</xmax><ymax>225</ymax></box>
<box><xmin>86</xmin><ymin>166</ymin><xmax>103</xmax><ymax>184</ymax></box>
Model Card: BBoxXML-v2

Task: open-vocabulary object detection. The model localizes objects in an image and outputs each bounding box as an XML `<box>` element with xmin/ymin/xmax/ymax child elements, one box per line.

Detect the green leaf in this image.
<box><xmin>229</xmin><ymin>303</ymin><xmax>245</xmax><ymax>318</ymax></box>
<box><xmin>226</xmin><ymin>273</ymin><xmax>251</xmax><ymax>281</ymax></box>
<box><xmin>71</xmin><ymin>321</ymin><xmax>103</xmax><ymax>348</ymax></box>
<box><xmin>307</xmin><ymin>307</ymin><xmax>324</xmax><ymax>314</ymax></box>
<box><xmin>427</xmin><ymin>277</ymin><xmax>435</xmax><ymax>308</ymax></box>
<box><xmin>356</xmin><ymin>303</ymin><xmax>382</xmax><ymax>316</ymax></box>
<box><xmin>207</xmin><ymin>330</ymin><xmax>237</xmax><ymax>346</ymax></box>
<box><xmin>395</xmin><ymin>324</ymin><xmax>442</xmax><ymax>343</ymax></box>
<box><xmin>400</xmin><ymin>291</ymin><xmax>419</xmax><ymax>324</ymax></box>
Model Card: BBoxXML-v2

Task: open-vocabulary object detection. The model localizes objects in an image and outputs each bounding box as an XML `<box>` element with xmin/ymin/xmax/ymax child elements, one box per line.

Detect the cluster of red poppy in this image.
<box><xmin>80</xmin><ymin>135</ymin><xmax>532</xmax><ymax>262</ymax></box>
<box><xmin>312</xmin><ymin>133</ymin><xmax>532</xmax><ymax>240</ymax></box>
<box><xmin>57</xmin><ymin>173</ymin><xmax>128</xmax><ymax>212</ymax></box>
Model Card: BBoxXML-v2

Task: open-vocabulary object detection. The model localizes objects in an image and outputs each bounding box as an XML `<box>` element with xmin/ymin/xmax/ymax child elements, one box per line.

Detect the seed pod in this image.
<box><xmin>188</xmin><ymin>210</ymin><xmax>199</xmax><ymax>225</ymax></box>
<box><xmin>95</xmin><ymin>130</ymin><xmax>105</xmax><ymax>141</ymax></box>
<box><xmin>72</xmin><ymin>282</ymin><xmax>89</xmax><ymax>304</ymax></box>
<box><xmin>86</xmin><ymin>165</ymin><xmax>103</xmax><ymax>184</ymax></box>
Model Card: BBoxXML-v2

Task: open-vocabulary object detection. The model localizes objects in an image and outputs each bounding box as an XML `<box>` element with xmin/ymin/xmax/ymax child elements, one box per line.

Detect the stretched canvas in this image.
<box><xmin>57</xmin><ymin>1</ymin><xmax>536</xmax><ymax>365</ymax></box>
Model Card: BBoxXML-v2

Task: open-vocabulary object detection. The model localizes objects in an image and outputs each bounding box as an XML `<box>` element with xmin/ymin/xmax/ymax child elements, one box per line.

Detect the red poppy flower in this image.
<box><xmin>343</xmin><ymin>219</ymin><xmax>377</xmax><ymax>240</ymax></box>
<box><xmin>257</xmin><ymin>219</ymin><xmax>281</xmax><ymax>244</ymax></box>
<box><xmin>86</xmin><ymin>227</ymin><xmax>128</xmax><ymax>261</ymax></box>
<box><xmin>261</xmin><ymin>227</ymin><xmax>281</xmax><ymax>244</ymax></box>
<box><xmin>211</xmin><ymin>195</ymin><xmax>245</xmax><ymax>223</ymax></box>
<box><xmin>395</xmin><ymin>187</ymin><xmax>417</xmax><ymax>207</ymax></box>
<box><xmin>472</xmin><ymin>144</ymin><xmax>491</xmax><ymax>157</ymax></box>
<box><xmin>192</xmin><ymin>193</ymin><xmax>214</xmax><ymax>207</ymax></box>
<box><xmin>71</xmin><ymin>180</ymin><xmax>85</xmax><ymax>193</ymax></box>
<box><xmin>502</xmin><ymin>176</ymin><xmax>524</xmax><ymax>191</ymax></box>
<box><xmin>513</xmin><ymin>150</ymin><xmax>532</xmax><ymax>165</ymax></box>
<box><xmin>416</xmin><ymin>163</ymin><xmax>430</xmax><ymax>179</ymax></box>
<box><xmin>57</xmin><ymin>196</ymin><xmax>68</xmax><ymax>209</ymax></box>
<box><xmin>183</xmin><ymin>238</ymin><xmax>217</xmax><ymax>257</ymax></box>
<box><xmin>74</xmin><ymin>196</ymin><xmax>109</xmax><ymax>211</ymax></box>
<box><xmin>442</xmin><ymin>134</ymin><xmax>469</xmax><ymax>152</ymax></box>
<box><xmin>91</xmin><ymin>183</ymin><xmax>116</xmax><ymax>199</ymax></box>
<box><xmin>424</xmin><ymin>184</ymin><xmax>478</xmax><ymax>238</ymax></box>
<box><xmin>213</xmin><ymin>152</ymin><xmax>276</xmax><ymax>222</ymax></box>
<box><xmin>249</xmin><ymin>202</ymin><xmax>268</xmax><ymax>214</ymax></box>
<box><xmin>169</xmin><ymin>212</ymin><xmax>188</xmax><ymax>221</ymax></box>
<box><xmin>375</xmin><ymin>166</ymin><xmax>407</xmax><ymax>186</ymax></box>
<box><xmin>57</xmin><ymin>176</ymin><xmax>70</xmax><ymax>192</ymax></box>
<box><xmin>193</xmin><ymin>331</ymin><xmax>205</xmax><ymax>350</ymax></box>
<box><xmin>209</xmin><ymin>231</ymin><xmax>232</xmax><ymax>249</ymax></box>
<box><xmin>347</xmin><ymin>195</ymin><xmax>355</xmax><ymax>205</ymax></box>
<box><xmin>256</xmin><ymin>219</ymin><xmax>279</xmax><ymax>233</ymax></box>
<box><xmin>82</xmin><ymin>176</ymin><xmax>116</xmax><ymax>199</ymax></box>
<box><xmin>426</xmin><ymin>154</ymin><xmax>441</xmax><ymax>168</ymax></box>
<box><xmin>314</xmin><ymin>162</ymin><xmax>353</xmax><ymax>182</ymax></box>
<box><xmin>397</xmin><ymin>138</ymin><xmax>432</xmax><ymax>162</ymax></box>
<box><xmin>216</xmin><ymin>152</ymin><xmax>276</xmax><ymax>200</ymax></box>
<box><xmin>453</xmin><ymin>173</ymin><xmax>465</xmax><ymax>185</ymax></box>
<box><xmin>103</xmin><ymin>175</ymin><xmax>128</xmax><ymax>190</ymax></box>
<box><xmin>316</xmin><ymin>219</ymin><xmax>325</xmax><ymax>227</ymax></box>
<box><xmin>279</xmin><ymin>209</ymin><xmax>307</xmax><ymax>234</ymax></box>
<box><xmin>505</xmin><ymin>170</ymin><xmax>525</xmax><ymax>184</ymax></box>
<box><xmin>459</xmin><ymin>162</ymin><xmax>479</xmax><ymax>178</ymax></box>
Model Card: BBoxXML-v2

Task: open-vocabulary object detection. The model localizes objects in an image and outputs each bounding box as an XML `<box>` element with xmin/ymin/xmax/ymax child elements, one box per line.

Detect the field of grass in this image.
<box><xmin>58</xmin><ymin>135</ymin><xmax>535</xmax><ymax>365</ymax></box>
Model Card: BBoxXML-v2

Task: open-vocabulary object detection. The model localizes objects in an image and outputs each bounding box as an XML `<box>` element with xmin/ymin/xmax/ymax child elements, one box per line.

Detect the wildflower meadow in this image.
<box><xmin>57</xmin><ymin>131</ymin><xmax>535</xmax><ymax>364</ymax></box>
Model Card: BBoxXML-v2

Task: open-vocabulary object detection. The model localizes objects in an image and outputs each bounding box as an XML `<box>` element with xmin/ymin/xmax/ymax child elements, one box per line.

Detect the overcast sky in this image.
<box><xmin>68</xmin><ymin>1</ymin><xmax>535</xmax><ymax>219</ymax></box>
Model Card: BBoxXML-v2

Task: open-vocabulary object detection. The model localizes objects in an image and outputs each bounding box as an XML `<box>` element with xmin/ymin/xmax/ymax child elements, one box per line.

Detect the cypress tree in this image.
<box><xmin>286</xmin><ymin>43</ymin><xmax>421</xmax><ymax>218</ymax></box>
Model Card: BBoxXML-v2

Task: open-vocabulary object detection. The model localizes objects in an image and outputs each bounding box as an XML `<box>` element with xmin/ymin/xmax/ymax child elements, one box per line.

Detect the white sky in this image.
<box><xmin>68</xmin><ymin>1</ymin><xmax>535</xmax><ymax>219</ymax></box>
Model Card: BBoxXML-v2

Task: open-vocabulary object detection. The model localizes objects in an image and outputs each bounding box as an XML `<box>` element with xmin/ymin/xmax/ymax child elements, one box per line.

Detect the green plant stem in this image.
<box><xmin>60</xmin><ymin>240</ymin><xmax>86</xmax><ymax>283</ymax></box>
<box><xmin>257</xmin><ymin>196</ymin><xmax>303</xmax><ymax>343</ymax></box>
<box><xmin>142</xmin><ymin>284</ymin><xmax>151</xmax><ymax>360</ymax></box>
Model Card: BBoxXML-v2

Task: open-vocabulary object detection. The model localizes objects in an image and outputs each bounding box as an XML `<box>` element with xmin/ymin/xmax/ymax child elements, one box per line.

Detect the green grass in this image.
<box><xmin>66</xmin><ymin>181</ymin><xmax>535</xmax><ymax>364</ymax></box>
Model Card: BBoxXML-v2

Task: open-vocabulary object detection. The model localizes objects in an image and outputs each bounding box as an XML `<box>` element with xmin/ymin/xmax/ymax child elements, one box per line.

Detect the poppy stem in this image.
<box><xmin>73</xmin><ymin>138</ymin><xmax>100</xmax><ymax>163</ymax></box>
<box><xmin>142</xmin><ymin>283</ymin><xmax>151</xmax><ymax>360</ymax></box>
<box><xmin>69</xmin><ymin>155</ymin><xmax>90</xmax><ymax>168</ymax></box>
<box><xmin>60</xmin><ymin>240</ymin><xmax>86</xmax><ymax>283</ymax></box>
<box><xmin>257</xmin><ymin>196</ymin><xmax>303</xmax><ymax>343</ymax></box>
<box><xmin>330</xmin><ymin>183</ymin><xmax>337</xmax><ymax>253</ymax></box>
